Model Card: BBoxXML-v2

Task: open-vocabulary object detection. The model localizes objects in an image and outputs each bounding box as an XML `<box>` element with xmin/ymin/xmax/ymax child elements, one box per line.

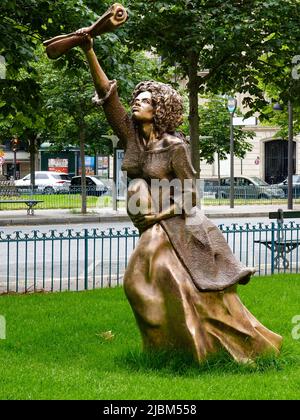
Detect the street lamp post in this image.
<box><xmin>287</xmin><ymin>100</ymin><xmax>294</xmax><ymax>210</ymax></box>
<box><xmin>227</xmin><ymin>97</ymin><xmax>237</xmax><ymax>209</ymax></box>
<box><xmin>273</xmin><ymin>101</ymin><xmax>294</xmax><ymax>210</ymax></box>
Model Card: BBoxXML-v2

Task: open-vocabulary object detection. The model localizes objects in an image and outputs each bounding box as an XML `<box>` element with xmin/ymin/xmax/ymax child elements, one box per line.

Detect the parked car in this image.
<box><xmin>204</xmin><ymin>176</ymin><xmax>285</xmax><ymax>200</ymax></box>
<box><xmin>277</xmin><ymin>175</ymin><xmax>300</xmax><ymax>198</ymax></box>
<box><xmin>15</xmin><ymin>171</ymin><xmax>71</xmax><ymax>194</ymax></box>
<box><xmin>203</xmin><ymin>178</ymin><xmax>220</xmax><ymax>199</ymax></box>
<box><xmin>70</xmin><ymin>176</ymin><xmax>108</xmax><ymax>196</ymax></box>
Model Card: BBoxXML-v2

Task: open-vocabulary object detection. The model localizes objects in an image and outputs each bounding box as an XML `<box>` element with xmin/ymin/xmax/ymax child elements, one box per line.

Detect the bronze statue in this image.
<box><xmin>45</xmin><ymin>3</ymin><xmax>282</xmax><ymax>363</ymax></box>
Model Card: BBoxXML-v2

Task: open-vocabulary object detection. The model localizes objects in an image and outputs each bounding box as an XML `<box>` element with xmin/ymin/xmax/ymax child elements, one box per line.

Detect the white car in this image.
<box><xmin>15</xmin><ymin>171</ymin><xmax>71</xmax><ymax>194</ymax></box>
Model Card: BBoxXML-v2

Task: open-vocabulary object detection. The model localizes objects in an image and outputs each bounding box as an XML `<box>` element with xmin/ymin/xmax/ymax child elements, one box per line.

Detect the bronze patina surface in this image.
<box><xmin>45</xmin><ymin>3</ymin><xmax>282</xmax><ymax>363</ymax></box>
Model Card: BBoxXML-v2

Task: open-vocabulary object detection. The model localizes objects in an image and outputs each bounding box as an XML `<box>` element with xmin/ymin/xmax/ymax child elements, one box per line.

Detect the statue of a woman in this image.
<box><xmin>77</xmin><ymin>31</ymin><xmax>282</xmax><ymax>363</ymax></box>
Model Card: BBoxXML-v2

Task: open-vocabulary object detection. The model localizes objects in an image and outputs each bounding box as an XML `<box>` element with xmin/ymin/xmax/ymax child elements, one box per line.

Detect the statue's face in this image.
<box><xmin>132</xmin><ymin>91</ymin><xmax>154</xmax><ymax>123</ymax></box>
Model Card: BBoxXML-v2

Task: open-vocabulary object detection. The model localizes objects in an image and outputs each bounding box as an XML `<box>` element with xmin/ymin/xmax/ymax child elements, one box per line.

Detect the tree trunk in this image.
<box><xmin>29</xmin><ymin>136</ymin><xmax>36</xmax><ymax>191</ymax></box>
<box><xmin>188</xmin><ymin>52</ymin><xmax>200</xmax><ymax>178</ymax></box>
<box><xmin>79</xmin><ymin>127</ymin><xmax>87</xmax><ymax>214</ymax></box>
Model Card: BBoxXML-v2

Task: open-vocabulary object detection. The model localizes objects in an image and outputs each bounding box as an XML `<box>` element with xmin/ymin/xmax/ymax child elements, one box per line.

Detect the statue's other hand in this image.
<box><xmin>131</xmin><ymin>213</ymin><xmax>158</xmax><ymax>231</ymax></box>
<box><xmin>76</xmin><ymin>29</ymin><xmax>93</xmax><ymax>51</ymax></box>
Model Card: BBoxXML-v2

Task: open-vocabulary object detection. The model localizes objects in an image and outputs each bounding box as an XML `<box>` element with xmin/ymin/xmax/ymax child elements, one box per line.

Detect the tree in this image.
<box><xmin>0</xmin><ymin>0</ymin><xmax>96</xmax><ymax>186</ymax></box>
<box><xmin>0</xmin><ymin>0</ymin><xmax>97</xmax><ymax>123</ymax></box>
<box><xmin>0</xmin><ymin>0</ymin><xmax>97</xmax><ymax>75</ymax></box>
<box><xmin>249</xmin><ymin>50</ymin><xmax>300</xmax><ymax>140</ymax></box>
<box><xmin>197</xmin><ymin>96</ymin><xmax>254</xmax><ymax>183</ymax></box>
<box><xmin>125</xmin><ymin>0</ymin><xmax>300</xmax><ymax>176</ymax></box>
<box><xmin>0</xmin><ymin>72</ymin><xmax>46</xmax><ymax>186</ymax></box>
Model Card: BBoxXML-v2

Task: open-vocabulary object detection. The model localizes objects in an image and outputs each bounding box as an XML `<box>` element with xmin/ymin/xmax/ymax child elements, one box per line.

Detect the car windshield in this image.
<box><xmin>250</xmin><ymin>177</ymin><xmax>269</xmax><ymax>186</ymax></box>
<box><xmin>52</xmin><ymin>174</ymin><xmax>70</xmax><ymax>180</ymax></box>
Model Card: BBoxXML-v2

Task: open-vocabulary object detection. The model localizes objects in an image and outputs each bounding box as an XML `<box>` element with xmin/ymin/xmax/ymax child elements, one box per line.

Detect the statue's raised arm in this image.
<box><xmin>44</xmin><ymin>3</ymin><xmax>134</xmax><ymax>150</ymax></box>
<box><xmin>43</xmin><ymin>3</ymin><xmax>128</xmax><ymax>60</ymax></box>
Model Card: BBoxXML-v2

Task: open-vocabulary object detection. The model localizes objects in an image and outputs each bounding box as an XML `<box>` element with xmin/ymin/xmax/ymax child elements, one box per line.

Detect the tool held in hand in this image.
<box><xmin>43</xmin><ymin>3</ymin><xmax>128</xmax><ymax>60</ymax></box>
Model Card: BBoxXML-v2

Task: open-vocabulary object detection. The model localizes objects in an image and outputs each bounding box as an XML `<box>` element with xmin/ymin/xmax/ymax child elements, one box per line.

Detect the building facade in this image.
<box><xmin>200</xmin><ymin>124</ymin><xmax>299</xmax><ymax>184</ymax></box>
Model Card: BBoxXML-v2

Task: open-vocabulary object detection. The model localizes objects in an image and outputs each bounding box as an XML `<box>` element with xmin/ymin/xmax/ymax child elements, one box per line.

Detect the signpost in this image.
<box><xmin>115</xmin><ymin>148</ymin><xmax>127</xmax><ymax>200</ymax></box>
<box><xmin>102</xmin><ymin>135</ymin><xmax>120</xmax><ymax>211</ymax></box>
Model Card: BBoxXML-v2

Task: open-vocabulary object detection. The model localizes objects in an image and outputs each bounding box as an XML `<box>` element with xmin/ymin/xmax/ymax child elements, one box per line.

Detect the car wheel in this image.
<box><xmin>258</xmin><ymin>193</ymin><xmax>269</xmax><ymax>200</ymax></box>
<box><xmin>43</xmin><ymin>186</ymin><xmax>55</xmax><ymax>195</ymax></box>
<box><xmin>216</xmin><ymin>191</ymin><xmax>227</xmax><ymax>199</ymax></box>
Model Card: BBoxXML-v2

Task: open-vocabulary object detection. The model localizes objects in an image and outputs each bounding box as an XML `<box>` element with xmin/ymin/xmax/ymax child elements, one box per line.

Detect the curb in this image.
<box><xmin>0</xmin><ymin>214</ymin><xmax>130</xmax><ymax>227</ymax></box>
<box><xmin>206</xmin><ymin>212</ymin><xmax>270</xmax><ymax>219</ymax></box>
<box><xmin>0</xmin><ymin>211</ymin><xmax>271</xmax><ymax>227</ymax></box>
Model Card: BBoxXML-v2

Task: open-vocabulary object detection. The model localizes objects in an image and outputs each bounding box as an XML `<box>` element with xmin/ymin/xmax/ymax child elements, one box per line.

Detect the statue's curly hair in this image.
<box><xmin>131</xmin><ymin>81</ymin><xmax>183</xmax><ymax>136</ymax></box>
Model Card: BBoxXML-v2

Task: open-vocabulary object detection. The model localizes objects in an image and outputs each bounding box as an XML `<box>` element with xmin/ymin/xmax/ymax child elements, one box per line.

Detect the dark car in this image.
<box><xmin>70</xmin><ymin>176</ymin><xmax>108</xmax><ymax>196</ymax></box>
<box><xmin>277</xmin><ymin>175</ymin><xmax>300</xmax><ymax>198</ymax></box>
<box><xmin>204</xmin><ymin>176</ymin><xmax>284</xmax><ymax>200</ymax></box>
<box><xmin>203</xmin><ymin>178</ymin><xmax>219</xmax><ymax>198</ymax></box>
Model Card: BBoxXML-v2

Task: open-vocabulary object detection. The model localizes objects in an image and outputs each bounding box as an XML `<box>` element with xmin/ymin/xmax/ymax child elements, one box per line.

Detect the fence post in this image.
<box><xmin>84</xmin><ymin>229</ymin><xmax>89</xmax><ymax>290</ymax></box>
<box><xmin>271</xmin><ymin>222</ymin><xmax>275</xmax><ymax>275</ymax></box>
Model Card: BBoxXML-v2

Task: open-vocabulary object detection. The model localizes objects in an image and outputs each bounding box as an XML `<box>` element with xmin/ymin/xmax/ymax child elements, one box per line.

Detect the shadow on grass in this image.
<box><xmin>118</xmin><ymin>347</ymin><xmax>296</xmax><ymax>377</ymax></box>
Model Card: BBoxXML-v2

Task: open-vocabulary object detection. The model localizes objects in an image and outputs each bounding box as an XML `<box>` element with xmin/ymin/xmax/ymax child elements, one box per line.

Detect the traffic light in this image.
<box><xmin>11</xmin><ymin>137</ymin><xmax>19</xmax><ymax>152</ymax></box>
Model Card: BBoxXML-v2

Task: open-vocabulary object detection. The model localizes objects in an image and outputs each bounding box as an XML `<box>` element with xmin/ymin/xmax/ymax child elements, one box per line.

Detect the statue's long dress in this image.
<box><xmin>102</xmin><ymin>82</ymin><xmax>282</xmax><ymax>363</ymax></box>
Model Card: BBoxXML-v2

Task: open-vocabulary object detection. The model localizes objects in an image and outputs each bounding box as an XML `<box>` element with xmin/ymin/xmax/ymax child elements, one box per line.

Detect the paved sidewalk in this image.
<box><xmin>1</xmin><ymin>204</ymin><xmax>300</xmax><ymax>226</ymax></box>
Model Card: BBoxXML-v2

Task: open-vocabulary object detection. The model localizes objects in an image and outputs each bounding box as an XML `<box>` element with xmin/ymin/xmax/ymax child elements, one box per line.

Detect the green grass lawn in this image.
<box><xmin>0</xmin><ymin>194</ymin><xmax>128</xmax><ymax>211</ymax></box>
<box><xmin>0</xmin><ymin>274</ymin><xmax>299</xmax><ymax>400</ymax></box>
<box><xmin>0</xmin><ymin>194</ymin><xmax>111</xmax><ymax>210</ymax></box>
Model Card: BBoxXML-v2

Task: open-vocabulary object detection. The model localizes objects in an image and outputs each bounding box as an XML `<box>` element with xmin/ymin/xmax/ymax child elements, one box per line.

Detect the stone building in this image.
<box><xmin>199</xmin><ymin>93</ymin><xmax>299</xmax><ymax>184</ymax></box>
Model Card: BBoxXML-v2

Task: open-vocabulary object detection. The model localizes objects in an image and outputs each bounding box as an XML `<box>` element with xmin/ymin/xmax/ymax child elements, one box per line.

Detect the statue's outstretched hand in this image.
<box><xmin>76</xmin><ymin>29</ymin><xmax>93</xmax><ymax>52</ymax></box>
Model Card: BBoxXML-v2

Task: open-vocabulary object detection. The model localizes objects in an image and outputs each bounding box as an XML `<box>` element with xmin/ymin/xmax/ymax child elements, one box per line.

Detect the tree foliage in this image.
<box><xmin>124</xmin><ymin>0</ymin><xmax>300</xmax><ymax>172</ymax></box>
<box><xmin>196</xmin><ymin>96</ymin><xmax>254</xmax><ymax>164</ymax></box>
